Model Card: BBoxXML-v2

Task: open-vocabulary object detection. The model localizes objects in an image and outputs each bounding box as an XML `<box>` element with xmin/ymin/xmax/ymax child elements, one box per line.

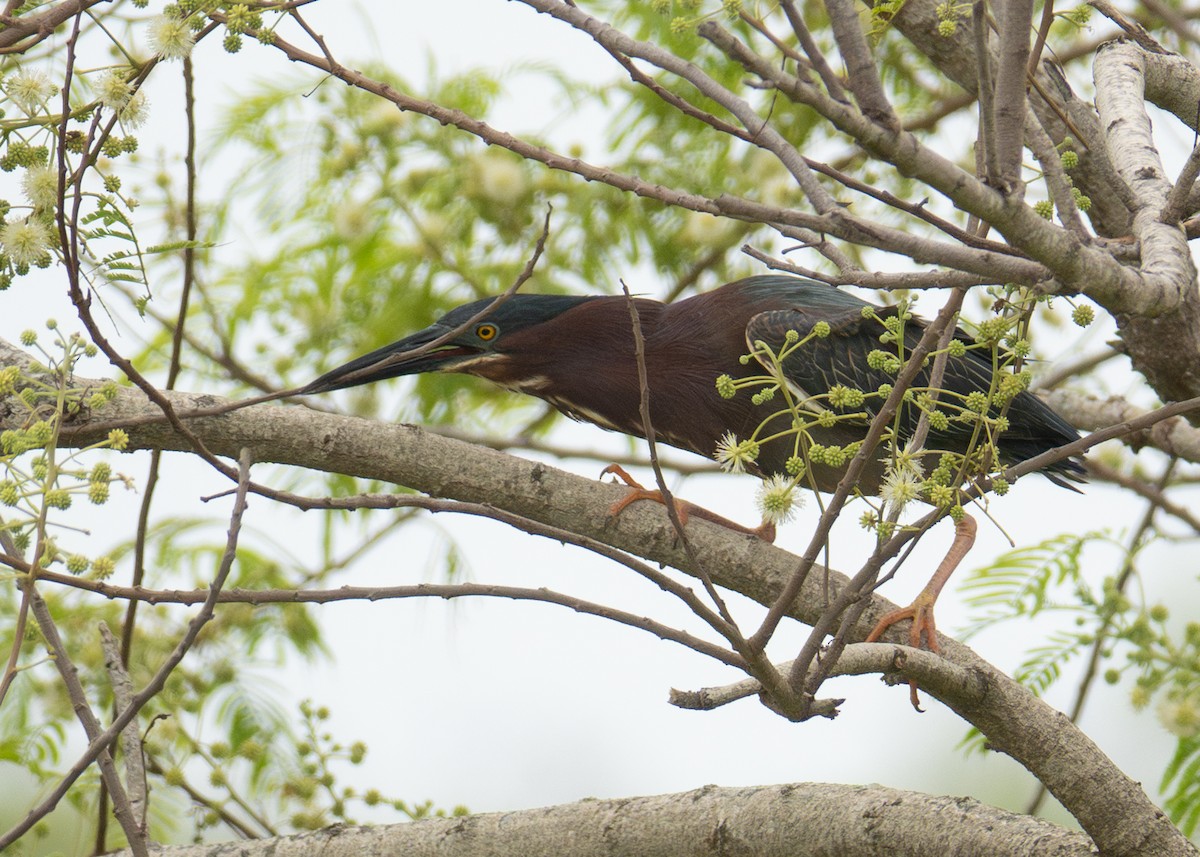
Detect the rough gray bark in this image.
<box><xmin>107</xmin><ymin>783</ymin><xmax>1095</xmax><ymax>857</ymax></box>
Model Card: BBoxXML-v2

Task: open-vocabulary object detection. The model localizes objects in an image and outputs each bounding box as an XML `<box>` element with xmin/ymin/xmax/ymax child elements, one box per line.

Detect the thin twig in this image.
<box><xmin>142</xmin><ymin>753</ymin><xmax>265</xmax><ymax>839</ymax></box>
<box><xmin>999</xmin><ymin>395</ymin><xmax>1200</xmax><ymax>481</ymax></box>
<box><xmin>671</xmin><ymin>642</ymin><xmax>986</xmax><ymax>711</ymax></box>
<box><xmin>780</xmin><ymin>0</ymin><xmax>847</xmax><ymax>102</ymax></box>
<box><xmin>0</xmin><ymin>450</ymin><xmax>255</xmax><ymax>850</ymax></box>
<box><xmin>1088</xmin><ymin>0</ymin><xmax>1169</xmax><ymax>52</ymax></box>
<box><xmin>1085</xmin><ymin>457</ymin><xmax>1200</xmax><ymax>534</ymax></box>
<box><xmin>103</xmin><ymin>50</ymin><xmax>205</xmax><ymax>854</ymax></box>
<box><xmin>741</xmin><ymin>246</ymin><xmax>992</xmax><ymax>290</ymax></box>
<box><xmin>221</xmin><ymin>9</ymin><xmax>1054</xmax><ymax>286</ymax></box>
<box><xmin>21</xmin><ymin>489</ymin><xmax>749</xmax><ymax>671</ymax></box>
<box><xmin>33</xmin><ymin>572</ymin><xmax>745</xmax><ymax>668</ymax></box>
<box><xmin>618</xmin><ymin>282</ymin><xmax>737</xmax><ymax>627</ymax></box>
<box><xmin>27</xmin><ymin>588</ymin><xmax>148</xmax><ymax>856</ymax></box>
<box><xmin>823</xmin><ymin>0</ymin><xmax>898</xmax><ymax>127</ymax></box>
<box><xmin>615</xmin><ymin>286</ymin><xmax>798</xmax><ymax>706</ymax></box>
<box><xmin>974</xmin><ymin>0</ymin><xmax>1001</xmax><ymax>187</ymax></box>
<box><xmin>1027</xmin><ymin>0</ymin><xmax>1057</xmax><ymax>79</ymax></box>
<box><xmin>300</xmin><ymin>205</ymin><xmax>553</xmax><ymax>393</ymax></box>
<box><xmin>1032</xmin><ymin>346</ymin><xmax>1123</xmax><ymax>391</ymax></box>
<box><xmin>1026</xmin><ymin>114</ymin><xmax>1090</xmax><ymax>238</ymax></box>
<box><xmin>1161</xmin><ymin>137</ymin><xmax>1200</xmax><ymax>225</ymax></box>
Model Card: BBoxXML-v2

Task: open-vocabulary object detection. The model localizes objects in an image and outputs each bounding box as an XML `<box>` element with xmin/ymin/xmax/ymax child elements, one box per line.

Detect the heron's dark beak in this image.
<box><xmin>301</xmin><ymin>324</ymin><xmax>480</xmax><ymax>394</ymax></box>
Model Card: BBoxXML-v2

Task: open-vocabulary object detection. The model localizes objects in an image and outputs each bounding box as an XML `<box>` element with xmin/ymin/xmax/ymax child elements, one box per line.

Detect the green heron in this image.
<box><xmin>304</xmin><ymin>274</ymin><xmax>1083</xmax><ymax>651</ymax></box>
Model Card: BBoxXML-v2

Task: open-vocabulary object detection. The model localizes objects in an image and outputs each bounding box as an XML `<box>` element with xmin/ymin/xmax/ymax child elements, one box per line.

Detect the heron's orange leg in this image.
<box><xmin>600</xmin><ymin>464</ymin><xmax>776</xmax><ymax>543</ymax></box>
<box><xmin>866</xmin><ymin>514</ymin><xmax>978</xmax><ymax>709</ymax></box>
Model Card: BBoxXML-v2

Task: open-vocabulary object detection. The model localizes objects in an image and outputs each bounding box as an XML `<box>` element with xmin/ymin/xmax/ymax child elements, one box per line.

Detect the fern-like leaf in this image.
<box><xmin>958</xmin><ymin>531</ymin><xmax>1100</xmax><ymax>638</ymax></box>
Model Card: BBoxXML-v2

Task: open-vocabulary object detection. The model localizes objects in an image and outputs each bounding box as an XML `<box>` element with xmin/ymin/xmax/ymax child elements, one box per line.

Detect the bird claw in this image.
<box><xmin>863</xmin><ymin>515</ymin><xmax>977</xmax><ymax>712</ymax></box>
<box><xmin>599</xmin><ymin>463</ymin><xmax>774</xmax><ymax>542</ymax></box>
<box><xmin>865</xmin><ymin>594</ymin><xmax>940</xmax><ymax>652</ymax></box>
<box><xmin>866</xmin><ymin>596</ymin><xmax>938</xmax><ymax>712</ymax></box>
<box><xmin>599</xmin><ymin>464</ymin><xmax>689</xmax><ymax>523</ymax></box>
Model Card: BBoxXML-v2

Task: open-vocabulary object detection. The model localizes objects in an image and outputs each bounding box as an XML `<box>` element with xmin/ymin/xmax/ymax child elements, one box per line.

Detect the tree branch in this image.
<box><xmin>105</xmin><ymin>782</ymin><xmax>1095</xmax><ymax>857</ymax></box>
<box><xmin>992</xmin><ymin>0</ymin><xmax>1035</xmax><ymax>192</ymax></box>
<box><xmin>1041</xmin><ymin>388</ymin><xmax>1200</xmax><ymax>463</ymax></box>
<box><xmin>1093</xmin><ymin>40</ymin><xmax>1196</xmax><ymax>307</ymax></box>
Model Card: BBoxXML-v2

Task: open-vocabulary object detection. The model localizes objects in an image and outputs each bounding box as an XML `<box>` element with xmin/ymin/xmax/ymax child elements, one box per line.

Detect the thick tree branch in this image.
<box><xmin>106</xmin><ymin>783</ymin><xmax>1095</xmax><ymax>857</ymax></box>
<box><xmin>0</xmin><ymin>0</ymin><xmax>111</xmax><ymax>50</ymax></box>
<box><xmin>1093</xmin><ymin>41</ymin><xmax>1195</xmax><ymax>306</ymax></box>
<box><xmin>992</xmin><ymin>0</ymin><xmax>1035</xmax><ymax>192</ymax></box>
<box><xmin>824</xmin><ymin>0</ymin><xmax>898</xmax><ymax>128</ymax></box>
<box><xmin>1041</xmin><ymin>388</ymin><xmax>1200</xmax><ymax>462</ymax></box>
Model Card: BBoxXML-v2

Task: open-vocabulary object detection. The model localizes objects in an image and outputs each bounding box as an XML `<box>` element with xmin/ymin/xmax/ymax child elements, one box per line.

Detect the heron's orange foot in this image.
<box><xmin>865</xmin><ymin>593</ymin><xmax>938</xmax><ymax>710</ymax></box>
<box><xmin>865</xmin><ymin>592</ymin><xmax>940</xmax><ymax>652</ymax></box>
<box><xmin>599</xmin><ymin>464</ymin><xmax>775</xmax><ymax>543</ymax></box>
<box><xmin>599</xmin><ymin>464</ymin><xmax>687</xmax><ymax>522</ymax></box>
<box><xmin>864</xmin><ymin>515</ymin><xmax>978</xmax><ymax>711</ymax></box>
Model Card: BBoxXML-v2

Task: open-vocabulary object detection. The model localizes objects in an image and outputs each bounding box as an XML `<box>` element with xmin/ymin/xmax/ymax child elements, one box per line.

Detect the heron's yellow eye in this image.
<box><xmin>476</xmin><ymin>323</ymin><xmax>498</xmax><ymax>341</ymax></box>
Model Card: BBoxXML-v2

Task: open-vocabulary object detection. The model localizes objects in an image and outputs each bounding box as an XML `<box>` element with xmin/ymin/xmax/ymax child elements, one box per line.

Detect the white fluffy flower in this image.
<box><xmin>714</xmin><ymin>431</ymin><xmax>759</xmax><ymax>474</ymax></box>
<box><xmin>880</xmin><ymin>466</ymin><xmax>924</xmax><ymax>512</ymax></box>
<box><xmin>21</xmin><ymin>166</ymin><xmax>58</xmax><ymax>212</ymax></box>
<box><xmin>755</xmin><ymin>474</ymin><xmax>801</xmax><ymax>526</ymax></box>
<box><xmin>96</xmin><ymin>69</ymin><xmax>134</xmax><ymax>110</ymax></box>
<box><xmin>1</xmin><ymin>218</ymin><xmax>51</xmax><ymax>266</ymax></box>
<box><xmin>7</xmin><ymin>69</ymin><xmax>56</xmax><ymax>114</ymax></box>
<box><xmin>473</xmin><ymin>151</ymin><xmax>529</xmax><ymax>204</ymax></box>
<box><xmin>148</xmin><ymin>15</ymin><xmax>195</xmax><ymax>60</ymax></box>
<box><xmin>1158</xmin><ymin>694</ymin><xmax>1200</xmax><ymax>738</ymax></box>
<box><xmin>332</xmin><ymin>201</ymin><xmax>369</xmax><ymax>241</ymax></box>
<box><xmin>679</xmin><ymin>211</ymin><xmax>738</xmax><ymax>245</ymax></box>
<box><xmin>120</xmin><ymin>91</ymin><xmax>149</xmax><ymax>128</ymax></box>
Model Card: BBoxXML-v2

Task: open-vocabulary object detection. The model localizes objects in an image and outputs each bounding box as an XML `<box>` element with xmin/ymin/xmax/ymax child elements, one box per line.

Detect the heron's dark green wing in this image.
<box><xmin>742</xmin><ymin>278</ymin><xmax>1084</xmax><ymax>480</ymax></box>
<box><xmin>745</xmin><ymin>307</ymin><xmax>1075</xmax><ymax>456</ymax></box>
<box><xmin>745</xmin><ymin>306</ymin><xmax>900</xmax><ymax>420</ymax></box>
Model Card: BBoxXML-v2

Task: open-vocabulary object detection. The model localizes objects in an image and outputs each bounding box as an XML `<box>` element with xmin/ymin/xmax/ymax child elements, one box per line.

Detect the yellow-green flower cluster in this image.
<box><xmin>0</xmin><ymin>366</ymin><xmax>19</xmax><ymax>394</ymax></box>
<box><xmin>807</xmin><ymin>441</ymin><xmax>859</xmax><ymax>467</ymax></box>
<box><xmin>963</xmin><ymin>391</ymin><xmax>990</xmax><ymax>414</ymax></box>
<box><xmin>750</xmin><ymin>386</ymin><xmax>776</xmax><ymax>405</ymax></box>
<box><xmin>867</xmin><ymin>349</ymin><xmax>901</xmax><ymax>374</ymax></box>
<box><xmin>827</xmin><ymin>384</ymin><xmax>865</xmax><ymax>409</ymax></box>
<box><xmin>2</xmin><ymin>427</ymin><xmax>43</xmax><ymax>456</ymax></box>
<box><xmin>974</xmin><ymin>316</ymin><xmax>1011</xmax><ymax>344</ymax></box>
<box><xmin>92</xmin><ymin>555</ymin><xmax>115</xmax><ymax>579</ymax></box>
